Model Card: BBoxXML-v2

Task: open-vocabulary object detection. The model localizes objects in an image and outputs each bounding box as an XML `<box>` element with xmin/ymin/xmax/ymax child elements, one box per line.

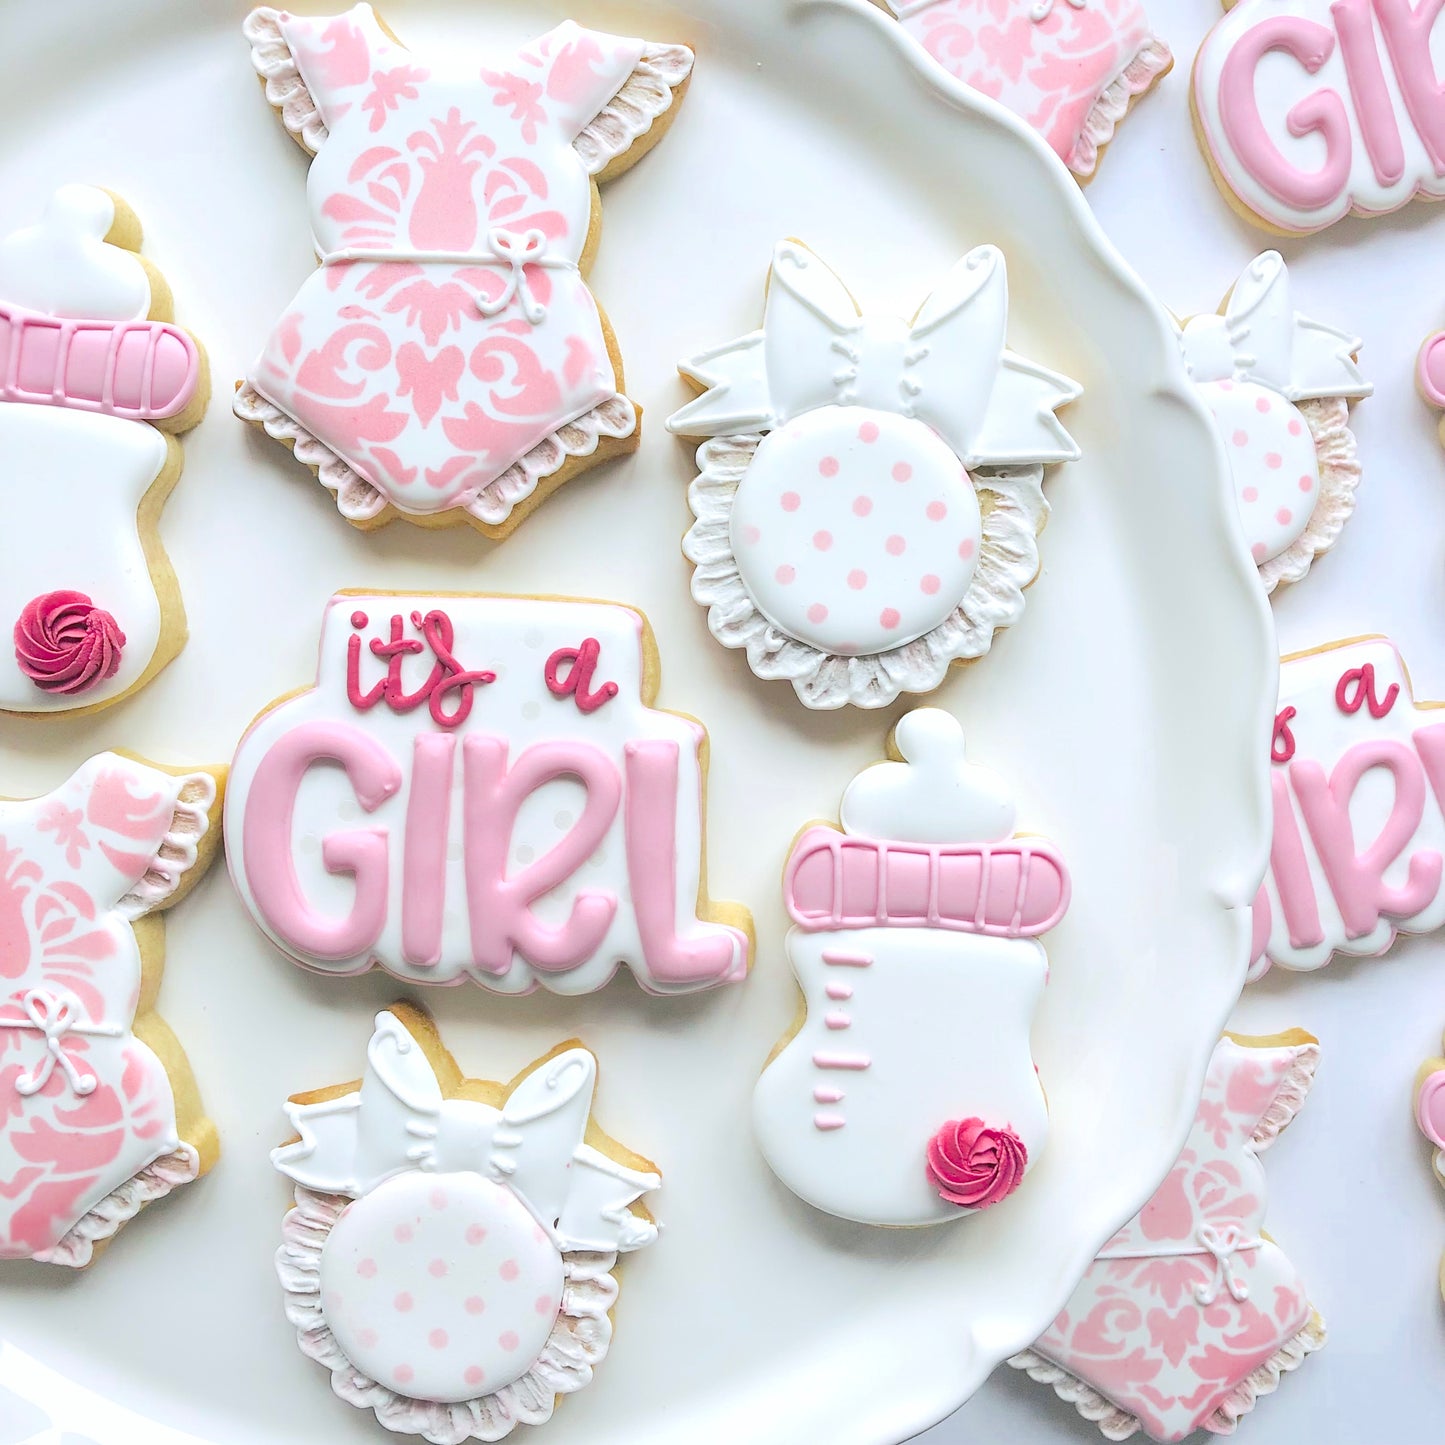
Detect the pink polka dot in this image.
<box><xmin>499</xmin><ymin>1331</ymin><xmax>521</xmax><ymax>1351</ymax></box>
<box><xmin>1219</xmin><ymin>379</ymin><xmax>1234</xmax><ymax>391</ymax></box>
<box><xmin>885</xmin><ymin>534</ymin><xmax>906</xmax><ymax>556</ymax></box>
<box><xmin>359</xmin><ymin>1328</ymin><xmax>379</xmax><ymax>1349</ymax></box>
<box><xmin>920</xmin><ymin>575</ymin><xmax>941</xmax><ymax>595</ymax></box>
<box><xmin>879</xmin><ymin>608</ymin><xmax>901</xmax><ymax>629</ymax></box>
<box><xmin>925</xmin><ymin>501</ymin><xmax>947</xmax><ymax>521</ymax></box>
<box><xmin>466</xmin><ymin>1224</ymin><xmax>487</xmax><ymax>1245</ymax></box>
<box><xmin>813</xmin><ymin>530</ymin><xmax>833</xmax><ymax>551</ymax></box>
<box><xmin>465</xmin><ymin>1366</ymin><xmax>486</xmax><ymax>1388</ymax></box>
<box><xmin>1276</xmin><ymin>508</ymin><xmax>1292</xmax><ymax>525</ymax></box>
<box><xmin>775</xmin><ymin>564</ymin><xmax>796</xmax><ymax>585</ymax></box>
<box><xmin>958</xmin><ymin>538</ymin><xmax>975</xmax><ymax>560</ymax></box>
<box><xmin>429</xmin><ymin>1187</ymin><xmax>448</xmax><ymax>1210</ymax></box>
<box><xmin>781</xmin><ymin>491</ymin><xmax>800</xmax><ymax>512</ymax></box>
<box><xmin>852</xmin><ymin>495</ymin><xmax>872</xmax><ymax>517</ymax></box>
<box><xmin>536</xmin><ymin>1294</ymin><xmax>555</xmax><ymax>1315</ymax></box>
<box><xmin>429</xmin><ymin>1258</ymin><xmax>448</xmax><ymax>1278</ymax></box>
<box><xmin>1288</xmin><ymin>417</ymin><xmax>1303</xmax><ymax>436</ymax></box>
<box><xmin>394</xmin><ymin>1292</ymin><xmax>414</xmax><ymax>1313</ymax></box>
<box><xmin>859</xmin><ymin>421</ymin><xmax>879</xmax><ymax>443</ymax></box>
<box><xmin>499</xmin><ymin>1259</ymin><xmax>520</xmax><ymax>1282</ymax></box>
<box><xmin>429</xmin><ymin>1328</ymin><xmax>449</xmax><ymax>1350</ymax></box>
<box><xmin>393</xmin><ymin>1223</ymin><xmax>413</xmax><ymax>1243</ymax></box>
<box><xmin>357</xmin><ymin>1258</ymin><xmax>377</xmax><ymax>1279</ymax></box>
<box><xmin>1241</xmin><ymin>486</ymin><xmax>1258</xmax><ymax>503</ymax></box>
<box><xmin>847</xmin><ymin>569</ymin><xmax>867</xmax><ymax>590</ymax></box>
<box><xmin>742</xmin><ymin>524</ymin><xmax>761</xmax><ymax>545</ymax></box>
<box><xmin>1251</xmin><ymin>543</ymin><xmax>1267</xmax><ymax>560</ymax></box>
<box><xmin>1299</xmin><ymin>475</ymin><xmax>1313</xmax><ymax>492</ymax></box>
<box><xmin>1264</xmin><ymin>452</ymin><xmax>1282</xmax><ymax>469</ymax></box>
<box><xmin>892</xmin><ymin>462</ymin><xmax>912</xmax><ymax>482</ymax></box>
<box><xmin>465</xmin><ymin>1296</ymin><xmax>486</xmax><ymax>1315</ymax></box>
<box><xmin>807</xmin><ymin>603</ymin><xmax>828</xmax><ymax>625</ymax></box>
<box><xmin>819</xmin><ymin>456</ymin><xmax>840</xmax><ymax>478</ymax></box>
<box><xmin>1232</xmin><ymin>430</ymin><xmax>1248</xmax><ymax>447</ymax></box>
<box><xmin>395</xmin><ymin>1364</ymin><xmax>415</xmax><ymax>1386</ymax></box>
<box><xmin>1255</xmin><ymin>395</ymin><xmax>1271</xmax><ymax>413</ymax></box>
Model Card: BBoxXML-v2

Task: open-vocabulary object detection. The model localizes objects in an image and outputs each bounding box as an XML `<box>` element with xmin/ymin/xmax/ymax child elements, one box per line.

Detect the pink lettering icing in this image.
<box><xmin>346</xmin><ymin>610</ymin><xmax>495</xmax><ymax>727</ymax></box>
<box><xmin>1372</xmin><ymin>0</ymin><xmax>1445</xmax><ymax>172</ymax></box>
<box><xmin>1330</xmin><ymin>0</ymin><xmax>1406</xmax><ymax>185</ymax></box>
<box><xmin>1272</xmin><ymin>706</ymin><xmax>1298</xmax><ymax>764</ymax></box>
<box><xmin>1268</xmin><ymin>772</ymin><xmax>1325</xmax><ymax>951</ymax></box>
<box><xmin>401</xmin><ymin>735</ymin><xmax>455</xmax><ymax>968</ymax></box>
<box><xmin>1335</xmin><ymin>661</ymin><xmax>1399</xmax><ymax>718</ymax></box>
<box><xmin>242</xmin><ymin>720</ymin><xmax>402</xmax><ymax>961</ymax></box>
<box><xmin>1216</xmin><ymin>17</ymin><xmax>1352</xmax><ymax>208</ymax></box>
<box><xmin>544</xmin><ymin>638</ymin><xmax>618</xmax><ymax>713</ymax></box>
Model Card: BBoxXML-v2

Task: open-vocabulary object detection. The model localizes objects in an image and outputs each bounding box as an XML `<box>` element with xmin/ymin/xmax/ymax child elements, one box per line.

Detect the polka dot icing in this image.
<box><xmin>1199</xmin><ymin>380</ymin><xmax>1319</xmax><ymax>565</ymax></box>
<box><xmin>730</xmin><ymin>406</ymin><xmax>982</xmax><ymax>655</ymax></box>
<box><xmin>318</xmin><ymin>1172</ymin><xmax>563</xmax><ymax>1406</ymax></box>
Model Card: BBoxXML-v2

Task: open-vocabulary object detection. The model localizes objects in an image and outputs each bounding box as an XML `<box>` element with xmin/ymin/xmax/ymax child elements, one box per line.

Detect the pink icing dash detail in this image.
<box><xmin>814</xmin><ymin>1085</ymin><xmax>844</xmax><ymax>1103</ymax></box>
<box><xmin>14</xmin><ymin>591</ymin><xmax>125</xmax><ymax>695</ymax></box>
<box><xmin>814</xmin><ymin>1113</ymin><xmax>847</xmax><ymax>1131</ymax></box>
<box><xmin>825</xmin><ymin>981</ymin><xmax>853</xmax><ymax>1000</ymax></box>
<box><xmin>824</xmin><ymin>1012</ymin><xmax>852</xmax><ymax>1030</ymax></box>
<box><xmin>813</xmin><ymin>1051</ymin><xmax>871</xmax><ymax>1070</ymax></box>
<box><xmin>820</xmin><ymin>949</ymin><xmax>873</xmax><ymax>967</ymax></box>
<box><xmin>926</xmin><ymin>1117</ymin><xmax>1027</xmax><ymax>1209</ymax></box>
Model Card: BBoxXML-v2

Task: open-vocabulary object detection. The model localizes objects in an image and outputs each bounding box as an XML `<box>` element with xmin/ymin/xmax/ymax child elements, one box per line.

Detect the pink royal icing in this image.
<box><xmin>13</xmin><ymin>591</ymin><xmax>125</xmax><ymax>695</ymax></box>
<box><xmin>1417</xmin><ymin>1067</ymin><xmax>1445</xmax><ymax>1149</ymax></box>
<box><xmin>926</xmin><ymin>1116</ymin><xmax>1027</xmax><ymax>1209</ymax></box>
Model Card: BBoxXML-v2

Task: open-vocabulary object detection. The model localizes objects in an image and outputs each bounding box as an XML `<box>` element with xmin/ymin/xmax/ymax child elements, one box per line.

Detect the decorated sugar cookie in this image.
<box><xmin>275</xmin><ymin>1004</ymin><xmax>658</xmax><ymax>1439</ymax></box>
<box><xmin>1193</xmin><ymin>0</ymin><xmax>1445</xmax><ymax>234</ymax></box>
<box><xmin>225</xmin><ymin>592</ymin><xmax>752</xmax><ymax>995</ymax></box>
<box><xmin>1415</xmin><ymin>322</ymin><xmax>1445</xmax><ymax>437</ymax></box>
<box><xmin>752</xmin><ymin>710</ymin><xmax>1070</xmax><ymax>1226</ymax></box>
<box><xmin>1415</xmin><ymin>1043</ymin><xmax>1445</xmax><ymax>1297</ymax></box>
<box><xmin>874</xmin><ymin>0</ymin><xmax>1171</xmax><ymax>180</ymax></box>
<box><xmin>1011</xmin><ymin>1031</ymin><xmax>1325</xmax><ymax>1442</ymax></box>
<box><xmin>1250</xmin><ymin>636</ymin><xmax>1445</xmax><ymax>978</ymax></box>
<box><xmin>0</xmin><ymin>186</ymin><xmax>208</xmax><ymax>714</ymax></box>
<box><xmin>1179</xmin><ymin>252</ymin><xmax>1370</xmax><ymax>593</ymax></box>
<box><xmin>0</xmin><ymin>754</ymin><xmax>222</xmax><ymax>1266</ymax></box>
<box><xmin>667</xmin><ymin>241</ymin><xmax>1081</xmax><ymax>710</ymax></box>
<box><xmin>235</xmin><ymin>5</ymin><xmax>691</xmax><ymax>537</ymax></box>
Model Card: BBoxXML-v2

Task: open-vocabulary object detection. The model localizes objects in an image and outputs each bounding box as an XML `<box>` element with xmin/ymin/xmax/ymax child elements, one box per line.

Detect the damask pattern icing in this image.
<box><xmin>224</xmin><ymin>593</ymin><xmax>752</xmax><ymax>996</ymax></box>
<box><xmin>1011</xmin><ymin>1032</ymin><xmax>1325</xmax><ymax>1442</ymax></box>
<box><xmin>1179</xmin><ymin>252</ymin><xmax>1370</xmax><ymax>593</ymax></box>
<box><xmin>667</xmin><ymin>240</ymin><xmax>1081</xmax><ymax>709</ymax></box>
<box><xmin>236</xmin><ymin>4</ymin><xmax>692</xmax><ymax>535</ymax></box>
<box><xmin>752</xmin><ymin>710</ymin><xmax>1070</xmax><ymax>1226</ymax></box>
<box><xmin>877</xmin><ymin>0</ymin><xmax>1171</xmax><ymax>179</ymax></box>
<box><xmin>275</xmin><ymin>1005</ymin><xmax>659</xmax><ymax>1441</ymax></box>
<box><xmin>1250</xmin><ymin>637</ymin><xmax>1445</xmax><ymax>978</ymax></box>
<box><xmin>0</xmin><ymin>754</ymin><xmax>221</xmax><ymax>1267</ymax></box>
<box><xmin>0</xmin><ymin>186</ymin><xmax>207</xmax><ymax>714</ymax></box>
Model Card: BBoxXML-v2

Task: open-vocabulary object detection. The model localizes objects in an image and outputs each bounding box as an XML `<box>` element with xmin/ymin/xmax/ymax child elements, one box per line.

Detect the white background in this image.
<box><xmin>925</xmin><ymin>0</ymin><xmax>1445</xmax><ymax>1439</ymax></box>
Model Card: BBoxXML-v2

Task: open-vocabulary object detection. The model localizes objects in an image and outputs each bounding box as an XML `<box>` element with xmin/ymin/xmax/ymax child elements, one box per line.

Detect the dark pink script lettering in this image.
<box><xmin>346</xmin><ymin>609</ymin><xmax>496</xmax><ymax>728</ymax></box>
<box><xmin>1335</xmin><ymin>661</ymin><xmax>1399</xmax><ymax>718</ymax></box>
<box><xmin>544</xmin><ymin>637</ymin><xmax>619</xmax><ymax>714</ymax></box>
<box><xmin>1272</xmin><ymin>706</ymin><xmax>1298</xmax><ymax>763</ymax></box>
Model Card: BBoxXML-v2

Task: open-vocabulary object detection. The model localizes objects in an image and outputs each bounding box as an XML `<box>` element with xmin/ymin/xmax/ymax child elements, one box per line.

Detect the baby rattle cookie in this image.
<box><xmin>274</xmin><ymin>1003</ymin><xmax>658</xmax><ymax>1440</ymax></box>
<box><xmin>0</xmin><ymin>186</ymin><xmax>208</xmax><ymax>714</ymax></box>
<box><xmin>667</xmin><ymin>239</ymin><xmax>1081</xmax><ymax>710</ymax></box>
<box><xmin>224</xmin><ymin>591</ymin><xmax>752</xmax><ymax>996</ymax></box>
<box><xmin>874</xmin><ymin>0</ymin><xmax>1172</xmax><ymax>180</ymax></box>
<box><xmin>0</xmin><ymin>753</ymin><xmax>223</xmax><ymax>1266</ymax></box>
<box><xmin>236</xmin><ymin>4</ymin><xmax>691</xmax><ymax>537</ymax></box>
<box><xmin>1179</xmin><ymin>252</ymin><xmax>1370</xmax><ymax>593</ymax></box>
<box><xmin>1012</xmin><ymin>1030</ymin><xmax>1325</xmax><ymax>1442</ymax></box>
<box><xmin>752</xmin><ymin>709</ymin><xmax>1070</xmax><ymax>1225</ymax></box>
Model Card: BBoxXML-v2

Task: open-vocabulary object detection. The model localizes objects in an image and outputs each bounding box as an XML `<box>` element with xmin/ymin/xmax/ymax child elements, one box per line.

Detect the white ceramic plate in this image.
<box><xmin>0</xmin><ymin>1</ymin><xmax>1274</xmax><ymax>1442</ymax></box>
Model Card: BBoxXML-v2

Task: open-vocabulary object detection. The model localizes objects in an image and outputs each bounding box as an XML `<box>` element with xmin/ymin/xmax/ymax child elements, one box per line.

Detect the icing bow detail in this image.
<box><xmin>1178</xmin><ymin>252</ymin><xmax>1372</xmax><ymax>402</ymax></box>
<box><xmin>1193</xmin><ymin>1222</ymin><xmax>1258</xmax><ymax>1305</ymax></box>
<box><xmin>666</xmin><ymin>240</ymin><xmax>1082</xmax><ymax>469</ymax></box>
<box><xmin>0</xmin><ymin>987</ymin><xmax>123</xmax><ymax>1097</ymax></box>
<box><xmin>475</xmin><ymin>227</ymin><xmax>552</xmax><ymax>325</ymax></box>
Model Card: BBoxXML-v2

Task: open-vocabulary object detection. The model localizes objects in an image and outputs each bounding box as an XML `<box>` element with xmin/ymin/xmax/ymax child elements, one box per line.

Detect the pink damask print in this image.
<box><xmin>1010</xmin><ymin>1034</ymin><xmax>1325</xmax><ymax>1442</ymax></box>
<box><xmin>886</xmin><ymin>0</ymin><xmax>1171</xmax><ymax>179</ymax></box>
<box><xmin>0</xmin><ymin>756</ymin><xmax>216</xmax><ymax>1267</ymax></box>
<box><xmin>238</xmin><ymin>4</ymin><xmax>694</xmax><ymax>534</ymax></box>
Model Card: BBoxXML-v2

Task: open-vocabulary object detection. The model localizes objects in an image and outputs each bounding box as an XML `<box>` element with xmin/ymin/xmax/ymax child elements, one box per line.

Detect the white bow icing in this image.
<box><xmin>1192</xmin><ymin>1223</ymin><xmax>1259</xmax><ymax>1305</ymax></box>
<box><xmin>1178</xmin><ymin>252</ymin><xmax>1371</xmax><ymax>403</ymax></box>
<box><xmin>272</xmin><ymin>1012</ymin><xmax>659</xmax><ymax>1253</ymax></box>
<box><xmin>0</xmin><ymin>987</ymin><xmax>123</xmax><ymax>1097</ymax></box>
<box><xmin>666</xmin><ymin>240</ymin><xmax>1082</xmax><ymax>469</ymax></box>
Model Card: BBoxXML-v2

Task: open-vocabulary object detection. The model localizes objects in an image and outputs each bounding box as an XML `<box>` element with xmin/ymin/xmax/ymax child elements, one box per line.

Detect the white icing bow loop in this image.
<box><xmin>1192</xmin><ymin>1222</ymin><xmax>1258</xmax><ymax>1305</ymax></box>
<box><xmin>0</xmin><ymin>987</ymin><xmax>122</xmax><ymax>1098</ymax></box>
<box><xmin>475</xmin><ymin>227</ymin><xmax>551</xmax><ymax>324</ymax></box>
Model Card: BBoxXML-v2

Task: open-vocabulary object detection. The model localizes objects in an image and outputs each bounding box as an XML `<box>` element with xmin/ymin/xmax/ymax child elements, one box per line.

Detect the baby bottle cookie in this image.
<box><xmin>0</xmin><ymin>186</ymin><xmax>208</xmax><ymax>714</ymax></box>
<box><xmin>236</xmin><ymin>4</ymin><xmax>692</xmax><ymax>536</ymax></box>
<box><xmin>274</xmin><ymin>1004</ymin><xmax>658</xmax><ymax>1439</ymax></box>
<box><xmin>752</xmin><ymin>710</ymin><xmax>1070</xmax><ymax>1225</ymax></box>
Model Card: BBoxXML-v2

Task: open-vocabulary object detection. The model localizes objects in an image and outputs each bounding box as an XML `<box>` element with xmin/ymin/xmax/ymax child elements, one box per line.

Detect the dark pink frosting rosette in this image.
<box><xmin>14</xmin><ymin>590</ymin><xmax>126</xmax><ymax>695</ymax></box>
<box><xmin>926</xmin><ymin>1117</ymin><xmax>1027</xmax><ymax>1209</ymax></box>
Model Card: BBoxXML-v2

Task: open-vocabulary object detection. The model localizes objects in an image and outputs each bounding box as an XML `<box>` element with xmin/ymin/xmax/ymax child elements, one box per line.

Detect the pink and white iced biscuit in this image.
<box><xmin>0</xmin><ymin>186</ymin><xmax>202</xmax><ymax>711</ymax></box>
<box><xmin>275</xmin><ymin>1010</ymin><xmax>658</xmax><ymax>1440</ymax></box>
<box><xmin>879</xmin><ymin>0</ymin><xmax>1171</xmax><ymax>180</ymax></box>
<box><xmin>752</xmin><ymin>710</ymin><xmax>1069</xmax><ymax>1226</ymax></box>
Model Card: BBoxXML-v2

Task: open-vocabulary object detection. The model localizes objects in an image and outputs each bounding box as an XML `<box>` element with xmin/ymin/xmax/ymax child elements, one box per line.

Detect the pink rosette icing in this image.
<box><xmin>14</xmin><ymin>590</ymin><xmax>126</xmax><ymax>694</ymax></box>
<box><xmin>926</xmin><ymin>1117</ymin><xmax>1027</xmax><ymax>1209</ymax></box>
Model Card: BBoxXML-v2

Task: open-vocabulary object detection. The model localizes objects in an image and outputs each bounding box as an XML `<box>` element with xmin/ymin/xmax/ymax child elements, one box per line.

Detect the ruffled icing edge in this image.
<box><xmin>683</xmin><ymin>434</ymin><xmax>1048</xmax><ymax>709</ymax></box>
<box><xmin>32</xmin><ymin>1144</ymin><xmax>200</xmax><ymax>1270</ymax></box>
<box><xmin>1257</xmin><ymin>396</ymin><xmax>1361</xmax><ymax>595</ymax></box>
<box><xmin>1251</xmin><ymin>1040</ymin><xmax>1320</xmax><ymax>1152</ymax></box>
<box><xmin>116</xmin><ymin>769</ymin><xmax>217</xmax><ymax>920</ymax></box>
<box><xmin>278</xmin><ymin>1187</ymin><xmax>621</xmax><ymax>1445</ymax></box>
<box><xmin>243</xmin><ymin>6</ymin><xmax>327</xmax><ymax>153</ymax></box>
<box><xmin>1067</xmin><ymin>36</ymin><xmax>1172</xmax><ymax>180</ymax></box>
<box><xmin>574</xmin><ymin>43</ymin><xmax>694</xmax><ymax>176</ymax></box>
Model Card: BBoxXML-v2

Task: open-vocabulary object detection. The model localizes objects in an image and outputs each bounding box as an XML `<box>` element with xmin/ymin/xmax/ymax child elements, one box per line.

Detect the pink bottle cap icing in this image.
<box><xmin>0</xmin><ymin>301</ymin><xmax>200</xmax><ymax>420</ymax></box>
<box><xmin>14</xmin><ymin>590</ymin><xmax>126</xmax><ymax>694</ymax></box>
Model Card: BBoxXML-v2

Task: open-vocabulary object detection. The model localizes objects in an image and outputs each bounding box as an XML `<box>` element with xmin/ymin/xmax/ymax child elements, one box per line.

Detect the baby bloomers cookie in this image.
<box><xmin>874</xmin><ymin>0</ymin><xmax>1171</xmax><ymax>180</ymax></box>
<box><xmin>236</xmin><ymin>4</ymin><xmax>691</xmax><ymax>537</ymax></box>
<box><xmin>275</xmin><ymin>1004</ymin><xmax>658</xmax><ymax>1441</ymax></box>
<box><xmin>1179</xmin><ymin>252</ymin><xmax>1370</xmax><ymax>593</ymax></box>
<box><xmin>0</xmin><ymin>186</ymin><xmax>208</xmax><ymax>713</ymax></box>
<box><xmin>0</xmin><ymin>754</ymin><xmax>222</xmax><ymax>1266</ymax></box>
<box><xmin>752</xmin><ymin>710</ymin><xmax>1070</xmax><ymax>1225</ymax></box>
<box><xmin>1011</xmin><ymin>1031</ymin><xmax>1325</xmax><ymax>1442</ymax></box>
<box><xmin>225</xmin><ymin>593</ymin><xmax>751</xmax><ymax>995</ymax></box>
<box><xmin>668</xmin><ymin>241</ymin><xmax>1081</xmax><ymax>710</ymax></box>
<box><xmin>1250</xmin><ymin>636</ymin><xmax>1445</xmax><ymax>979</ymax></box>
